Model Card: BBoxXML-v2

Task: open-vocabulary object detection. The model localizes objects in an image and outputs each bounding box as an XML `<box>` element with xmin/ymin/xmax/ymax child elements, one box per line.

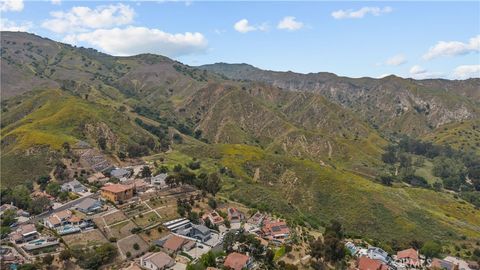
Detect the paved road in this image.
<box><xmin>23</xmin><ymin>193</ymin><xmax>97</xmax><ymax>224</ymax></box>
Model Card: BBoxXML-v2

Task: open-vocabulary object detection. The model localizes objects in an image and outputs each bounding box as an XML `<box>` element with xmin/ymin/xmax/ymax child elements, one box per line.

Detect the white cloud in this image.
<box><xmin>423</xmin><ymin>35</ymin><xmax>480</xmax><ymax>60</ymax></box>
<box><xmin>234</xmin><ymin>19</ymin><xmax>256</xmax><ymax>33</ymax></box>
<box><xmin>331</xmin><ymin>6</ymin><xmax>392</xmax><ymax>19</ymax></box>
<box><xmin>42</xmin><ymin>3</ymin><xmax>135</xmax><ymax>33</ymax></box>
<box><xmin>0</xmin><ymin>0</ymin><xmax>23</xmax><ymax>12</ymax></box>
<box><xmin>409</xmin><ymin>65</ymin><xmax>443</xmax><ymax>79</ymax></box>
<box><xmin>63</xmin><ymin>26</ymin><xmax>208</xmax><ymax>57</ymax></box>
<box><xmin>277</xmin><ymin>16</ymin><xmax>304</xmax><ymax>31</ymax></box>
<box><xmin>385</xmin><ymin>54</ymin><xmax>406</xmax><ymax>66</ymax></box>
<box><xmin>233</xmin><ymin>19</ymin><xmax>268</xmax><ymax>33</ymax></box>
<box><xmin>452</xmin><ymin>65</ymin><xmax>480</xmax><ymax>79</ymax></box>
<box><xmin>0</xmin><ymin>18</ymin><xmax>32</xmax><ymax>31</ymax></box>
<box><xmin>409</xmin><ymin>65</ymin><xmax>426</xmax><ymax>75</ymax></box>
<box><xmin>51</xmin><ymin>0</ymin><xmax>61</xmax><ymax>5</ymax></box>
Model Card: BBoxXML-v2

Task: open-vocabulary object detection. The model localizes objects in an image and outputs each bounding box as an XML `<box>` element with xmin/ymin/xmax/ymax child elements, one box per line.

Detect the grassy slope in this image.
<box><xmin>0</xmin><ymin>89</ymin><xmax>154</xmax><ymax>186</ymax></box>
<box><xmin>171</xmin><ymin>143</ymin><xmax>480</xmax><ymax>244</ymax></box>
<box><xmin>424</xmin><ymin>119</ymin><xmax>480</xmax><ymax>154</ymax></box>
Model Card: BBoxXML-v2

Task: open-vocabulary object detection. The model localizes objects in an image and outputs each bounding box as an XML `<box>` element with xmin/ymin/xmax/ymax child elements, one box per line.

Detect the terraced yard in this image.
<box><xmin>132</xmin><ymin>211</ymin><xmax>161</xmax><ymax>228</ymax></box>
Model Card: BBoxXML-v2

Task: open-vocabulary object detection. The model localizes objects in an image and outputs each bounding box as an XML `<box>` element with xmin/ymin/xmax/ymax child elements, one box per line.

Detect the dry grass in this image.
<box><xmin>117</xmin><ymin>234</ymin><xmax>149</xmax><ymax>258</ymax></box>
<box><xmin>62</xmin><ymin>229</ymin><xmax>108</xmax><ymax>248</ymax></box>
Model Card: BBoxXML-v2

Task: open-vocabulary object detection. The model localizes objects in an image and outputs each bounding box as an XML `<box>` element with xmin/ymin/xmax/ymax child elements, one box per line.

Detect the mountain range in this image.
<box><xmin>1</xmin><ymin>31</ymin><xmax>479</xmax><ymax>246</ymax></box>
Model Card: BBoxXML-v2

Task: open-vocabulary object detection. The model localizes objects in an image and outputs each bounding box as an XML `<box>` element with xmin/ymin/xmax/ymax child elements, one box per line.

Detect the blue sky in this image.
<box><xmin>1</xmin><ymin>1</ymin><xmax>479</xmax><ymax>79</ymax></box>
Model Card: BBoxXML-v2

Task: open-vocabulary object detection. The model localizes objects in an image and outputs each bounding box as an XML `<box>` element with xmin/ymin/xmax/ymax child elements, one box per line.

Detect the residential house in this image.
<box><xmin>431</xmin><ymin>258</ymin><xmax>458</xmax><ymax>270</ymax></box>
<box><xmin>151</xmin><ymin>173</ymin><xmax>168</xmax><ymax>189</ymax></box>
<box><xmin>9</xmin><ymin>224</ymin><xmax>38</xmax><ymax>243</ymax></box>
<box><xmin>262</xmin><ymin>219</ymin><xmax>290</xmax><ymax>243</ymax></box>
<box><xmin>75</xmin><ymin>198</ymin><xmax>103</xmax><ymax>214</ymax></box>
<box><xmin>177</xmin><ymin>224</ymin><xmax>212</xmax><ymax>242</ymax></box>
<box><xmin>0</xmin><ymin>203</ymin><xmax>30</xmax><ymax>218</ymax></box>
<box><xmin>164</xmin><ymin>218</ymin><xmax>193</xmax><ymax>232</ymax></box>
<box><xmin>223</xmin><ymin>252</ymin><xmax>251</xmax><ymax>270</ymax></box>
<box><xmin>61</xmin><ymin>179</ymin><xmax>87</xmax><ymax>193</ymax></box>
<box><xmin>247</xmin><ymin>212</ymin><xmax>265</xmax><ymax>227</ymax></box>
<box><xmin>367</xmin><ymin>247</ymin><xmax>390</xmax><ymax>264</ymax></box>
<box><xmin>444</xmin><ymin>256</ymin><xmax>472</xmax><ymax>270</ymax></box>
<box><xmin>44</xmin><ymin>210</ymin><xmax>81</xmax><ymax>229</ymax></box>
<box><xmin>100</xmin><ymin>184</ymin><xmax>134</xmax><ymax>203</ymax></box>
<box><xmin>124</xmin><ymin>179</ymin><xmax>149</xmax><ymax>193</ymax></box>
<box><xmin>227</xmin><ymin>208</ymin><xmax>244</xmax><ymax>224</ymax></box>
<box><xmin>202</xmin><ymin>211</ymin><xmax>224</xmax><ymax>226</ymax></box>
<box><xmin>396</xmin><ymin>248</ymin><xmax>420</xmax><ymax>267</ymax></box>
<box><xmin>357</xmin><ymin>256</ymin><xmax>389</xmax><ymax>270</ymax></box>
<box><xmin>140</xmin><ymin>252</ymin><xmax>175</xmax><ymax>270</ymax></box>
<box><xmin>87</xmin><ymin>172</ymin><xmax>109</xmax><ymax>184</ymax></box>
<box><xmin>156</xmin><ymin>234</ymin><xmax>195</xmax><ymax>254</ymax></box>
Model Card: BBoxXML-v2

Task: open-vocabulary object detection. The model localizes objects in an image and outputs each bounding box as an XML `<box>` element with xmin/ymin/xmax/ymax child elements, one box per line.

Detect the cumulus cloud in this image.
<box><xmin>331</xmin><ymin>6</ymin><xmax>392</xmax><ymax>19</ymax></box>
<box><xmin>277</xmin><ymin>16</ymin><xmax>304</xmax><ymax>31</ymax></box>
<box><xmin>0</xmin><ymin>18</ymin><xmax>32</xmax><ymax>31</ymax></box>
<box><xmin>63</xmin><ymin>26</ymin><xmax>208</xmax><ymax>57</ymax></box>
<box><xmin>452</xmin><ymin>65</ymin><xmax>480</xmax><ymax>79</ymax></box>
<box><xmin>233</xmin><ymin>19</ymin><xmax>268</xmax><ymax>33</ymax></box>
<box><xmin>1</xmin><ymin>0</ymin><xmax>23</xmax><ymax>12</ymax></box>
<box><xmin>409</xmin><ymin>65</ymin><xmax>443</xmax><ymax>79</ymax></box>
<box><xmin>423</xmin><ymin>35</ymin><xmax>480</xmax><ymax>60</ymax></box>
<box><xmin>42</xmin><ymin>3</ymin><xmax>135</xmax><ymax>33</ymax></box>
<box><xmin>385</xmin><ymin>54</ymin><xmax>406</xmax><ymax>66</ymax></box>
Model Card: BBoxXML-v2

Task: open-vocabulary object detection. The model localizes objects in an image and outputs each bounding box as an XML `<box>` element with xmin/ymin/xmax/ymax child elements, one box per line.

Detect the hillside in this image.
<box><xmin>1</xmin><ymin>32</ymin><xmax>479</xmax><ymax>246</ymax></box>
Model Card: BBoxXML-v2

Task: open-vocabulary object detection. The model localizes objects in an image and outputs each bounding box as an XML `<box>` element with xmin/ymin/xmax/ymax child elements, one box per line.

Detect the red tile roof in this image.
<box><xmin>397</xmin><ymin>248</ymin><xmax>419</xmax><ymax>260</ymax></box>
<box><xmin>163</xmin><ymin>235</ymin><xmax>187</xmax><ymax>252</ymax></box>
<box><xmin>224</xmin><ymin>252</ymin><xmax>249</xmax><ymax>270</ymax></box>
<box><xmin>101</xmin><ymin>184</ymin><xmax>133</xmax><ymax>193</ymax></box>
<box><xmin>358</xmin><ymin>256</ymin><xmax>388</xmax><ymax>270</ymax></box>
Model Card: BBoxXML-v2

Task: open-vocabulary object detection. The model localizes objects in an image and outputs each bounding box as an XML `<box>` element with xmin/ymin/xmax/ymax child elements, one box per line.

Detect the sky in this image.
<box><xmin>1</xmin><ymin>0</ymin><xmax>479</xmax><ymax>79</ymax></box>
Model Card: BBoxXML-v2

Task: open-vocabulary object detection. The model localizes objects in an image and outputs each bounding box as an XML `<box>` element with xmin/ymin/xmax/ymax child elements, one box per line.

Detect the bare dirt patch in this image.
<box><xmin>103</xmin><ymin>210</ymin><xmax>128</xmax><ymax>225</ymax></box>
<box><xmin>108</xmin><ymin>220</ymin><xmax>138</xmax><ymax>239</ymax></box>
<box><xmin>117</xmin><ymin>234</ymin><xmax>149</xmax><ymax>258</ymax></box>
<box><xmin>63</xmin><ymin>229</ymin><xmax>108</xmax><ymax>248</ymax></box>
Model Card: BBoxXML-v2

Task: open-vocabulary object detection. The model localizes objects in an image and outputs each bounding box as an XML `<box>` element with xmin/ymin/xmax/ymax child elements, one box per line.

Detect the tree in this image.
<box><xmin>140</xmin><ymin>166</ymin><xmax>152</xmax><ymax>178</ymax></box>
<box><xmin>1</xmin><ymin>209</ymin><xmax>17</xmax><ymax>227</ymax></box>
<box><xmin>43</xmin><ymin>254</ymin><xmax>54</xmax><ymax>265</ymax></box>
<box><xmin>206</xmin><ymin>173</ymin><xmax>221</xmax><ymax>196</ymax></box>
<box><xmin>133</xmin><ymin>243</ymin><xmax>140</xmax><ymax>250</ymax></box>
<box><xmin>382</xmin><ymin>150</ymin><xmax>397</xmax><ymax>164</ymax></box>
<box><xmin>46</xmin><ymin>182</ymin><xmax>61</xmax><ymax>197</ymax></box>
<box><xmin>200</xmin><ymin>251</ymin><xmax>216</xmax><ymax>267</ymax></box>
<box><xmin>62</xmin><ymin>142</ymin><xmax>71</xmax><ymax>153</ymax></box>
<box><xmin>310</xmin><ymin>237</ymin><xmax>325</xmax><ymax>261</ymax></box>
<box><xmin>29</xmin><ymin>196</ymin><xmax>51</xmax><ymax>215</ymax></box>
<box><xmin>98</xmin><ymin>137</ymin><xmax>107</xmax><ymax>150</ymax></box>
<box><xmin>36</xmin><ymin>175</ymin><xmax>51</xmax><ymax>190</ymax></box>
<box><xmin>11</xmin><ymin>185</ymin><xmax>32</xmax><ymax>210</ymax></box>
<box><xmin>59</xmin><ymin>249</ymin><xmax>72</xmax><ymax>261</ymax></box>
<box><xmin>379</xmin><ymin>175</ymin><xmax>394</xmax><ymax>186</ymax></box>
<box><xmin>420</xmin><ymin>241</ymin><xmax>442</xmax><ymax>258</ymax></box>
<box><xmin>208</xmin><ymin>198</ymin><xmax>217</xmax><ymax>209</ymax></box>
<box><xmin>223</xmin><ymin>231</ymin><xmax>236</xmax><ymax>251</ymax></box>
